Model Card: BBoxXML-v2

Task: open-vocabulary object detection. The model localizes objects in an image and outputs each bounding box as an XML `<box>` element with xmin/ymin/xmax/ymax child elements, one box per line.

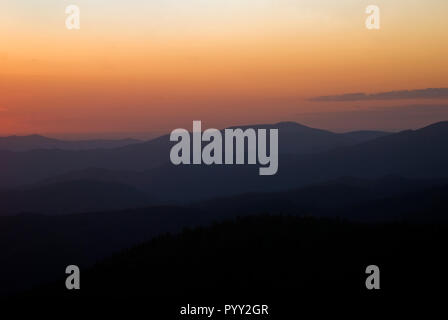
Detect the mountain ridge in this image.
<box><xmin>0</xmin><ymin>121</ymin><xmax>390</xmax><ymax>188</ymax></box>
<box><xmin>0</xmin><ymin>134</ymin><xmax>141</xmax><ymax>151</ymax></box>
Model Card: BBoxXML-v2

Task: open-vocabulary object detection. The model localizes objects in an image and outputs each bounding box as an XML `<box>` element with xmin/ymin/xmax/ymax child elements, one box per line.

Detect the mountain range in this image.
<box><xmin>2</xmin><ymin>175</ymin><xmax>448</xmax><ymax>296</ymax></box>
<box><xmin>0</xmin><ymin>122</ymin><xmax>388</xmax><ymax>188</ymax></box>
<box><xmin>2</xmin><ymin>120</ymin><xmax>448</xmax><ymax>297</ymax></box>
<box><xmin>0</xmin><ymin>134</ymin><xmax>140</xmax><ymax>151</ymax></box>
<box><xmin>1</xmin><ymin>121</ymin><xmax>448</xmax><ymax>211</ymax></box>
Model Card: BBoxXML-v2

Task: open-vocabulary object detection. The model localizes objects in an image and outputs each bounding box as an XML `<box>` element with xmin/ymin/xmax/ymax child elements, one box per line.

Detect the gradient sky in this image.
<box><xmin>1</xmin><ymin>0</ymin><xmax>447</xmax><ymax>136</ymax></box>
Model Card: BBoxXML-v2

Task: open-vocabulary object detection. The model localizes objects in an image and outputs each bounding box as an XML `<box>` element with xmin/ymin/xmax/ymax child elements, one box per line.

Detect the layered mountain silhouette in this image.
<box><xmin>226</xmin><ymin>121</ymin><xmax>388</xmax><ymax>154</ymax></box>
<box><xmin>38</xmin><ymin>121</ymin><xmax>446</xmax><ymax>202</ymax></box>
<box><xmin>3</xmin><ymin>177</ymin><xmax>448</xmax><ymax>296</ymax></box>
<box><xmin>0</xmin><ymin>122</ymin><xmax>387</xmax><ymax>188</ymax></box>
<box><xmin>0</xmin><ymin>206</ymin><xmax>205</xmax><ymax>296</ymax></box>
<box><xmin>0</xmin><ymin>122</ymin><xmax>448</xmax><ymax>296</ymax></box>
<box><xmin>2</xmin><ymin>118</ymin><xmax>448</xmax><ymax>297</ymax></box>
<box><xmin>38</xmin><ymin>215</ymin><xmax>448</xmax><ymax>299</ymax></box>
<box><xmin>0</xmin><ymin>134</ymin><xmax>140</xmax><ymax>151</ymax></box>
<box><xmin>0</xmin><ymin>180</ymin><xmax>152</xmax><ymax>215</ymax></box>
<box><xmin>1</xmin><ymin>121</ymin><xmax>448</xmax><ymax>207</ymax></box>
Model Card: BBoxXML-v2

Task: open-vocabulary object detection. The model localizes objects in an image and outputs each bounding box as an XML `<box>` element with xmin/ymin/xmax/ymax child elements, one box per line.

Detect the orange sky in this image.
<box><xmin>1</xmin><ymin>0</ymin><xmax>448</xmax><ymax>136</ymax></box>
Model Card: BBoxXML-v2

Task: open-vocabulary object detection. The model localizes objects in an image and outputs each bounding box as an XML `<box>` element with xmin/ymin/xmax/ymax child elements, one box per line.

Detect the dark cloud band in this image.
<box><xmin>310</xmin><ymin>88</ymin><xmax>448</xmax><ymax>102</ymax></box>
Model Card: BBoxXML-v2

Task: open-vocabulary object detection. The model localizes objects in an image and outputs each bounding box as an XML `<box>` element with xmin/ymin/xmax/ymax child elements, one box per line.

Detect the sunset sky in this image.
<box><xmin>1</xmin><ymin>0</ymin><xmax>447</xmax><ymax>137</ymax></box>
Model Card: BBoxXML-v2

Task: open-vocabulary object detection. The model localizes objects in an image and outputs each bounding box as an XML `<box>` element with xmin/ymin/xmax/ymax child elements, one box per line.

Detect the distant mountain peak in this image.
<box><xmin>420</xmin><ymin>121</ymin><xmax>448</xmax><ymax>131</ymax></box>
<box><xmin>27</xmin><ymin>134</ymin><xmax>47</xmax><ymax>138</ymax></box>
<box><xmin>274</xmin><ymin>121</ymin><xmax>309</xmax><ymax>128</ymax></box>
<box><xmin>1</xmin><ymin>134</ymin><xmax>46</xmax><ymax>139</ymax></box>
<box><xmin>0</xmin><ymin>135</ymin><xmax>140</xmax><ymax>152</ymax></box>
<box><xmin>0</xmin><ymin>134</ymin><xmax>57</xmax><ymax>142</ymax></box>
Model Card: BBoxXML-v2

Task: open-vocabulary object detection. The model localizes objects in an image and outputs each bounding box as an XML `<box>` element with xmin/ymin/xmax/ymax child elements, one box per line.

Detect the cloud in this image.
<box><xmin>309</xmin><ymin>88</ymin><xmax>448</xmax><ymax>102</ymax></box>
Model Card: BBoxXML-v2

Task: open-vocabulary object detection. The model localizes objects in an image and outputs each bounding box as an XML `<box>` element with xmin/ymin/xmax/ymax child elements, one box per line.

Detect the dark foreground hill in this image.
<box><xmin>0</xmin><ymin>206</ymin><xmax>207</xmax><ymax>296</ymax></box>
<box><xmin>32</xmin><ymin>215</ymin><xmax>448</xmax><ymax>299</ymax></box>
<box><xmin>1</xmin><ymin>175</ymin><xmax>446</xmax><ymax>217</ymax></box>
<box><xmin>197</xmin><ymin>176</ymin><xmax>448</xmax><ymax>222</ymax></box>
<box><xmin>2</xmin><ymin>179</ymin><xmax>448</xmax><ymax>297</ymax></box>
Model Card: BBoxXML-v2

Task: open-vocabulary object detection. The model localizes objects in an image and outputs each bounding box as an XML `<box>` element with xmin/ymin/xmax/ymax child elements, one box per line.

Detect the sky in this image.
<box><xmin>1</xmin><ymin>0</ymin><xmax>448</xmax><ymax>137</ymax></box>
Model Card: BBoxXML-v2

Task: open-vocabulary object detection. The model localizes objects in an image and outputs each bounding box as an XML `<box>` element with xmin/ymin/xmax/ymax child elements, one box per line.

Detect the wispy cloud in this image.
<box><xmin>310</xmin><ymin>88</ymin><xmax>448</xmax><ymax>102</ymax></box>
